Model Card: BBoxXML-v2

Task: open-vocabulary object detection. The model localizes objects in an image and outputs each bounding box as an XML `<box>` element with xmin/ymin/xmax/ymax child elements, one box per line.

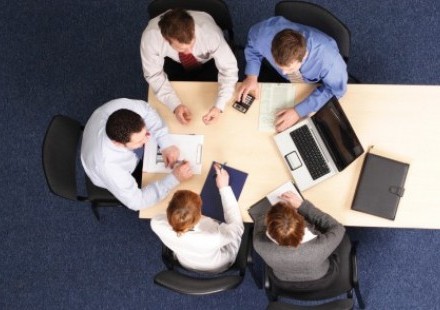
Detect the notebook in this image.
<box><xmin>351</xmin><ymin>152</ymin><xmax>410</xmax><ymax>220</ymax></box>
<box><xmin>200</xmin><ymin>162</ymin><xmax>248</xmax><ymax>222</ymax></box>
<box><xmin>274</xmin><ymin>96</ymin><xmax>364</xmax><ymax>191</ymax></box>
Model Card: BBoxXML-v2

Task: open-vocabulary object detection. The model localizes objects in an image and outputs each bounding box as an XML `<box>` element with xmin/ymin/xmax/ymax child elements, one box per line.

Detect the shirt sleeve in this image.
<box><xmin>209</xmin><ymin>32</ymin><xmax>238</xmax><ymax>111</ymax></box>
<box><xmin>295</xmin><ymin>55</ymin><xmax>348</xmax><ymax>117</ymax></box>
<box><xmin>298</xmin><ymin>200</ymin><xmax>345</xmax><ymax>254</ymax></box>
<box><xmin>139</xmin><ymin>101</ymin><xmax>173</xmax><ymax>150</ymax></box>
<box><xmin>100</xmin><ymin>164</ymin><xmax>180</xmax><ymax>211</ymax></box>
<box><xmin>217</xmin><ymin>186</ymin><xmax>244</xmax><ymax>246</ymax></box>
<box><xmin>244</xmin><ymin>24</ymin><xmax>265</xmax><ymax>76</ymax></box>
<box><xmin>140</xmin><ymin>29</ymin><xmax>182</xmax><ymax>112</ymax></box>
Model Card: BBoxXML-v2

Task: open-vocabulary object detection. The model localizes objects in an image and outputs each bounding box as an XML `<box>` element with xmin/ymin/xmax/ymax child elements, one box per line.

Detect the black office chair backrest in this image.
<box><xmin>275</xmin><ymin>0</ymin><xmax>351</xmax><ymax>63</ymax></box>
<box><xmin>154</xmin><ymin>223</ymin><xmax>252</xmax><ymax>295</ymax></box>
<box><xmin>263</xmin><ymin>234</ymin><xmax>365</xmax><ymax>308</ymax></box>
<box><xmin>148</xmin><ymin>0</ymin><xmax>234</xmax><ymax>43</ymax></box>
<box><xmin>43</xmin><ymin>115</ymin><xmax>83</xmax><ymax>201</ymax></box>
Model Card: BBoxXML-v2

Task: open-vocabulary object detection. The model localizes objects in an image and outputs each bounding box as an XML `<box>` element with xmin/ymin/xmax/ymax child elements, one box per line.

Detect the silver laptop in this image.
<box><xmin>274</xmin><ymin>96</ymin><xmax>364</xmax><ymax>191</ymax></box>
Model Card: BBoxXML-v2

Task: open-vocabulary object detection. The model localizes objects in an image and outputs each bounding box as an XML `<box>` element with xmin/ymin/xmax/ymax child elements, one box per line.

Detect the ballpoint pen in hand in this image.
<box><xmin>219</xmin><ymin>162</ymin><xmax>227</xmax><ymax>172</ymax></box>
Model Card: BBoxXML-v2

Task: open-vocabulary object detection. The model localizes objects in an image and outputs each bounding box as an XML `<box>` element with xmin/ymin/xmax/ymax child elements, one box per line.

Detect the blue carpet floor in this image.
<box><xmin>1</xmin><ymin>0</ymin><xmax>439</xmax><ymax>309</ymax></box>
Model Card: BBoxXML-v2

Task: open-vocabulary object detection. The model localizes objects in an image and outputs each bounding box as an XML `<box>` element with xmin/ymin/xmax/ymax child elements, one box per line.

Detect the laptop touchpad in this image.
<box><xmin>285</xmin><ymin>151</ymin><xmax>302</xmax><ymax>171</ymax></box>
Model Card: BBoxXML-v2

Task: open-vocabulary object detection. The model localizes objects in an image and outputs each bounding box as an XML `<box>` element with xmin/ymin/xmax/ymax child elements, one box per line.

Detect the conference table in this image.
<box><xmin>140</xmin><ymin>82</ymin><xmax>440</xmax><ymax>229</ymax></box>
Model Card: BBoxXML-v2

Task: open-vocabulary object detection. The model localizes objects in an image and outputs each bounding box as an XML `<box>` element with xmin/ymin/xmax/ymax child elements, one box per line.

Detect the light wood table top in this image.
<box><xmin>140</xmin><ymin>82</ymin><xmax>440</xmax><ymax>229</ymax></box>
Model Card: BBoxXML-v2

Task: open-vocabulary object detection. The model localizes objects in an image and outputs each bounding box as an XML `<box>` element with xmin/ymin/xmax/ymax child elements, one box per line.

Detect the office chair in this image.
<box><xmin>153</xmin><ymin>223</ymin><xmax>253</xmax><ymax>295</ymax></box>
<box><xmin>42</xmin><ymin>115</ymin><xmax>120</xmax><ymax>221</ymax></box>
<box><xmin>275</xmin><ymin>0</ymin><xmax>359</xmax><ymax>83</ymax></box>
<box><xmin>148</xmin><ymin>0</ymin><xmax>235</xmax><ymax>47</ymax></box>
<box><xmin>262</xmin><ymin>234</ymin><xmax>365</xmax><ymax>309</ymax></box>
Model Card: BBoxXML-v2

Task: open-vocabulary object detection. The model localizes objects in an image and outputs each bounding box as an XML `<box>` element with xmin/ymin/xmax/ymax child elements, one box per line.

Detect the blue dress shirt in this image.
<box><xmin>244</xmin><ymin>17</ymin><xmax>348</xmax><ymax>117</ymax></box>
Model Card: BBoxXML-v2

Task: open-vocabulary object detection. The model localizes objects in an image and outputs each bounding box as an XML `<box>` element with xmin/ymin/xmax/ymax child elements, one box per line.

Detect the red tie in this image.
<box><xmin>178</xmin><ymin>52</ymin><xmax>201</xmax><ymax>71</ymax></box>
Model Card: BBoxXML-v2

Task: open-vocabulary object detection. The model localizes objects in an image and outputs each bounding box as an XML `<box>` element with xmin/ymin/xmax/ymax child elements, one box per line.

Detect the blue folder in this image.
<box><xmin>200</xmin><ymin>162</ymin><xmax>248</xmax><ymax>222</ymax></box>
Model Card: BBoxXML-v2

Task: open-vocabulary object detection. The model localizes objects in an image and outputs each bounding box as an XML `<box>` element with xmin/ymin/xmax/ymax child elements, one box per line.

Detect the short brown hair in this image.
<box><xmin>106</xmin><ymin>109</ymin><xmax>145</xmax><ymax>144</ymax></box>
<box><xmin>266</xmin><ymin>202</ymin><xmax>305</xmax><ymax>247</ymax></box>
<box><xmin>271</xmin><ymin>29</ymin><xmax>307</xmax><ymax>66</ymax></box>
<box><xmin>158</xmin><ymin>8</ymin><xmax>195</xmax><ymax>44</ymax></box>
<box><xmin>167</xmin><ymin>190</ymin><xmax>202</xmax><ymax>235</ymax></box>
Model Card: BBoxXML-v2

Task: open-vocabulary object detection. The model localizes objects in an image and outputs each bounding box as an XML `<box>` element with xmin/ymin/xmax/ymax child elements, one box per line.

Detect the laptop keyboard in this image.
<box><xmin>290</xmin><ymin>125</ymin><xmax>330</xmax><ymax>180</ymax></box>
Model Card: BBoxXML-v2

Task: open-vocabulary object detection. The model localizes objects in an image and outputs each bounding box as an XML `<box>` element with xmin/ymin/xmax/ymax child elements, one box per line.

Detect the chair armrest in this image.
<box><xmin>350</xmin><ymin>241</ymin><xmax>359</xmax><ymax>286</ymax></box>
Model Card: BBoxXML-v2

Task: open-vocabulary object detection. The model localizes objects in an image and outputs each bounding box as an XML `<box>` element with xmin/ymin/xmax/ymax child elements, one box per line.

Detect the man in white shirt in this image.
<box><xmin>140</xmin><ymin>8</ymin><xmax>238</xmax><ymax>125</ymax></box>
<box><xmin>81</xmin><ymin>98</ymin><xmax>193</xmax><ymax>211</ymax></box>
<box><xmin>151</xmin><ymin>164</ymin><xmax>244</xmax><ymax>273</ymax></box>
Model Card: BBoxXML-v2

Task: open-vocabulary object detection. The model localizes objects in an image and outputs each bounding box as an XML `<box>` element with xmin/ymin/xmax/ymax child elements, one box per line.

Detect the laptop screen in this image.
<box><xmin>312</xmin><ymin>96</ymin><xmax>364</xmax><ymax>171</ymax></box>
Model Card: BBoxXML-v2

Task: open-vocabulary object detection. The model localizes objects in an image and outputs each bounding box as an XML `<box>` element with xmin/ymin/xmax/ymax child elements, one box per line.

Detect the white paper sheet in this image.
<box><xmin>266</xmin><ymin>181</ymin><xmax>302</xmax><ymax>205</ymax></box>
<box><xmin>143</xmin><ymin>134</ymin><xmax>204</xmax><ymax>174</ymax></box>
<box><xmin>259</xmin><ymin>83</ymin><xmax>296</xmax><ymax>132</ymax></box>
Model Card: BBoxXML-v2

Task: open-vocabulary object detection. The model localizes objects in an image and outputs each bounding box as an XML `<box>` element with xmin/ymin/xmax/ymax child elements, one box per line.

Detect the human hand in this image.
<box><xmin>236</xmin><ymin>75</ymin><xmax>259</xmax><ymax>102</ymax></box>
<box><xmin>174</xmin><ymin>104</ymin><xmax>192</xmax><ymax>125</ymax></box>
<box><xmin>172</xmin><ymin>160</ymin><xmax>193</xmax><ymax>182</ymax></box>
<box><xmin>280</xmin><ymin>191</ymin><xmax>303</xmax><ymax>209</ymax></box>
<box><xmin>214</xmin><ymin>163</ymin><xmax>229</xmax><ymax>189</ymax></box>
<box><xmin>275</xmin><ymin>108</ymin><xmax>300</xmax><ymax>132</ymax></box>
<box><xmin>202</xmin><ymin>107</ymin><xmax>221</xmax><ymax>125</ymax></box>
<box><xmin>161</xmin><ymin>145</ymin><xmax>180</xmax><ymax>168</ymax></box>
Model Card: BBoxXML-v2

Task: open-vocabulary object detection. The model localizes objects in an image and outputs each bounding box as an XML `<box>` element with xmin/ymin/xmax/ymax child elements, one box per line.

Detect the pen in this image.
<box><xmin>213</xmin><ymin>161</ymin><xmax>227</xmax><ymax>178</ymax></box>
<box><xmin>220</xmin><ymin>162</ymin><xmax>227</xmax><ymax>172</ymax></box>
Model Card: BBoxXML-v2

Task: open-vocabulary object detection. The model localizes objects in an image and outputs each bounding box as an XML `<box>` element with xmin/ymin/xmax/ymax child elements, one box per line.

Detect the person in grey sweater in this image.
<box><xmin>248</xmin><ymin>191</ymin><xmax>345</xmax><ymax>282</ymax></box>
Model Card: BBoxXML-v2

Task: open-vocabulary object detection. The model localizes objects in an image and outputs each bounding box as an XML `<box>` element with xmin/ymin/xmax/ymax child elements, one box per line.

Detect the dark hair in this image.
<box><xmin>105</xmin><ymin>109</ymin><xmax>145</xmax><ymax>144</ymax></box>
<box><xmin>167</xmin><ymin>190</ymin><xmax>202</xmax><ymax>235</ymax></box>
<box><xmin>158</xmin><ymin>8</ymin><xmax>195</xmax><ymax>44</ymax></box>
<box><xmin>266</xmin><ymin>202</ymin><xmax>305</xmax><ymax>247</ymax></box>
<box><xmin>271</xmin><ymin>29</ymin><xmax>307</xmax><ymax>66</ymax></box>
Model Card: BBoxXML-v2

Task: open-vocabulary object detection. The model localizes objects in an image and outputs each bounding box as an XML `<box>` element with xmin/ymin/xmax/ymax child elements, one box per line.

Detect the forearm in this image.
<box><xmin>219</xmin><ymin>186</ymin><xmax>242</xmax><ymax>225</ymax></box>
<box><xmin>137</xmin><ymin>174</ymin><xmax>180</xmax><ymax>210</ymax></box>
<box><xmin>298</xmin><ymin>200</ymin><xmax>343</xmax><ymax>232</ymax></box>
<box><xmin>294</xmin><ymin>86</ymin><xmax>334</xmax><ymax>117</ymax></box>
<box><xmin>145</xmin><ymin>73</ymin><xmax>181</xmax><ymax>112</ymax></box>
<box><xmin>215</xmin><ymin>67</ymin><xmax>238</xmax><ymax>110</ymax></box>
<box><xmin>212</xmin><ymin>42</ymin><xmax>238</xmax><ymax>110</ymax></box>
<box><xmin>243</xmin><ymin>32</ymin><xmax>264</xmax><ymax>76</ymax></box>
<box><xmin>141</xmin><ymin>43</ymin><xmax>181</xmax><ymax>111</ymax></box>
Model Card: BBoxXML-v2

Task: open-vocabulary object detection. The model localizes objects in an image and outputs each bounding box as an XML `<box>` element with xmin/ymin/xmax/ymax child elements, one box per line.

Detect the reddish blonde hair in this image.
<box><xmin>271</xmin><ymin>29</ymin><xmax>307</xmax><ymax>66</ymax></box>
<box><xmin>167</xmin><ymin>190</ymin><xmax>202</xmax><ymax>235</ymax></box>
<box><xmin>266</xmin><ymin>202</ymin><xmax>305</xmax><ymax>247</ymax></box>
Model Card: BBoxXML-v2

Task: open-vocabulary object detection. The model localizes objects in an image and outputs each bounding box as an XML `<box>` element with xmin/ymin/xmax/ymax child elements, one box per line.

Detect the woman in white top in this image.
<box><xmin>151</xmin><ymin>164</ymin><xmax>244</xmax><ymax>273</ymax></box>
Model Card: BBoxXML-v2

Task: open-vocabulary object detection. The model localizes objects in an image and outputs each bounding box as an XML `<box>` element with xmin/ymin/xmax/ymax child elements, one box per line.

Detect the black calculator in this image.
<box><xmin>233</xmin><ymin>94</ymin><xmax>255</xmax><ymax>113</ymax></box>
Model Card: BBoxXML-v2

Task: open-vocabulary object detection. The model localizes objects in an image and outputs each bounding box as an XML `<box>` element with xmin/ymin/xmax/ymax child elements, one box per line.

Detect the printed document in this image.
<box><xmin>143</xmin><ymin>134</ymin><xmax>204</xmax><ymax>174</ymax></box>
<box><xmin>259</xmin><ymin>83</ymin><xmax>296</xmax><ymax>131</ymax></box>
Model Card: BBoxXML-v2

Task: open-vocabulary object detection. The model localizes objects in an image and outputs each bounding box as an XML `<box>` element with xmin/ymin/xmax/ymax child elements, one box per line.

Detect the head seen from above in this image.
<box><xmin>272</xmin><ymin>29</ymin><xmax>307</xmax><ymax>75</ymax></box>
<box><xmin>159</xmin><ymin>8</ymin><xmax>196</xmax><ymax>54</ymax></box>
<box><xmin>106</xmin><ymin>109</ymin><xmax>149</xmax><ymax>150</ymax></box>
<box><xmin>167</xmin><ymin>190</ymin><xmax>202</xmax><ymax>236</ymax></box>
<box><xmin>266</xmin><ymin>202</ymin><xmax>305</xmax><ymax>247</ymax></box>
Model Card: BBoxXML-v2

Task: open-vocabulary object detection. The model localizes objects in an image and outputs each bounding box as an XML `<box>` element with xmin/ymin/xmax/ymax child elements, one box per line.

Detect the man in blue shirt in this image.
<box><xmin>237</xmin><ymin>17</ymin><xmax>348</xmax><ymax>132</ymax></box>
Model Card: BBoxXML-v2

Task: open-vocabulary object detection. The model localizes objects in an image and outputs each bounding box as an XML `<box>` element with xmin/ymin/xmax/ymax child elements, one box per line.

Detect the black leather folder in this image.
<box><xmin>351</xmin><ymin>152</ymin><xmax>409</xmax><ymax>220</ymax></box>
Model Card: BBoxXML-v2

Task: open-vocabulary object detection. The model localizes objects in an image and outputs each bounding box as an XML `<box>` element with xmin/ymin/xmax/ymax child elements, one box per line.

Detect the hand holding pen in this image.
<box><xmin>214</xmin><ymin>162</ymin><xmax>229</xmax><ymax>189</ymax></box>
<box><xmin>172</xmin><ymin>160</ymin><xmax>193</xmax><ymax>182</ymax></box>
